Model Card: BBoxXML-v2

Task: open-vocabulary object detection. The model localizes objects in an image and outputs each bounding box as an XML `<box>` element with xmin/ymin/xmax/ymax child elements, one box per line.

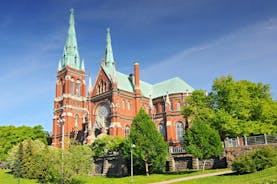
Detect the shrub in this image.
<box><xmin>90</xmin><ymin>135</ymin><xmax>125</xmax><ymax>157</ymax></box>
<box><xmin>232</xmin><ymin>147</ymin><xmax>277</xmax><ymax>174</ymax></box>
<box><xmin>232</xmin><ymin>155</ymin><xmax>256</xmax><ymax>174</ymax></box>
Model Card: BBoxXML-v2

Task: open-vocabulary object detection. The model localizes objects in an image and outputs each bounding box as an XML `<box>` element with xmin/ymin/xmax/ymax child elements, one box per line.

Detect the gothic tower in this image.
<box><xmin>52</xmin><ymin>9</ymin><xmax>88</xmax><ymax>148</ymax></box>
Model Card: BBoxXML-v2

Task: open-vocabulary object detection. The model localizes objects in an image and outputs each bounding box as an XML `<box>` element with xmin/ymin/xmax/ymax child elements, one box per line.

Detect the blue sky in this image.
<box><xmin>0</xmin><ymin>0</ymin><xmax>277</xmax><ymax>132</ymax></box>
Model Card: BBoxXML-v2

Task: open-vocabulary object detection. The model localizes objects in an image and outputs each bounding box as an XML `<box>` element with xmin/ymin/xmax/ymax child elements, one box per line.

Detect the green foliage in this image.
<box><xmin>90</xmin><ymin>135</ymin><xmax>125</xmax><ymax>157</ymax></box>
<box><xmin>125</xmin><ymin>109</ymin><xmax>168</xmax><ymax>176</ymax></box>
<box><xmin>0</xmin><ymin>125</ymin><xmax>48</xmax><ymax>160</ymax></box>
<box><xmin>7</xmin><ymin>140</ymin><xmax>93</xmax><ymax>184</ymax></box>
<box><xmin>232</xmin><ymin>147</ymin><xmax>277</xmax><ymax>174</ymax></box>
<box><xmin>67</xmin><ymin>145</ymin><xmax>94</xmax><ymax>175</ymax></box>
<box><xmin>183</xmin><ymin>119</ymin><xmax>223</xmax><ymax>171</ymax></box>
<box><xmin>183</xmin><ymin>76</ymin><xmax>277</xmax><ymax>139</ymax></box>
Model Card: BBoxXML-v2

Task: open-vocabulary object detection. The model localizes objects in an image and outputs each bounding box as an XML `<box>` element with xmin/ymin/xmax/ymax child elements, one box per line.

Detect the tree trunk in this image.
<box><xmin>145</xmin><ymin>162</ymin><xmax>149</xmax><ymax>176</ymax></box>
<box><xmin>202</xmin><ymin>159</ymin><xmax>206</xmax><ymax>173</ymax></box>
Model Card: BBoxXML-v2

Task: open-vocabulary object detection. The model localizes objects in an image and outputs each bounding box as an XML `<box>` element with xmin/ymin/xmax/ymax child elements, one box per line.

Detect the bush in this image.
<box><xmin>232</xmin><ymin>147</ymin><xmax>277</xmax><ymax>174</ymax></box>
<box><xmin>90</xmin><ymin>135</ymin><xmax>125</xmax><ymax>157</ymax></box>
<box><xmin>232</xmin><ymin>155</ymin><xmax>256</xmax><ymax>173</ymax></box>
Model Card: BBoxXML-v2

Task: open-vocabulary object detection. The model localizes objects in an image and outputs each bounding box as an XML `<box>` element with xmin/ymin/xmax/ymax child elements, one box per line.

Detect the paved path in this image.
<box><xmin>150</xmin><ymin>170</ymin><xmax>234</xmax><ymax>184</ymax></box>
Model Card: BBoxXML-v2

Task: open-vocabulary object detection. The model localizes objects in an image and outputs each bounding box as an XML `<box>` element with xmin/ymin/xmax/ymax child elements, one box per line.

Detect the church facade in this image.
<box><xmin>52</xmin><ymin>9</ymin><xmax>194</xmax><ymax>148</ymax></box>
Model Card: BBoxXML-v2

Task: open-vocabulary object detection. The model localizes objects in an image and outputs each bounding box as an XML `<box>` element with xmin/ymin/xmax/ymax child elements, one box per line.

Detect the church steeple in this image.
<box><xmin>104</xmin><ymin>28</ymin><xmax>115</xmax><ymax>68</ymax></box>
<box><xmin>59</xmin><ymin>8</ymin><xmax>81</xmax><ymax>71</ymax></box>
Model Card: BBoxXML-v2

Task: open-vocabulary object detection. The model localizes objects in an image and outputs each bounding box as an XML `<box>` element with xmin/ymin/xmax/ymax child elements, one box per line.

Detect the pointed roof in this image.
<box><xmin>104</xmin><ymin>28</ymin><xmax>115</xmax><ymax>68</ymax></box>
<box><xmin>58</xmin><ymin>8</ymin><xmax>82</xmax><ymax>71</ymax></box>
<box><xmin>102</xmin><ymin>28</ymin><xmax>117</xmax><ymax>83</ymax></box>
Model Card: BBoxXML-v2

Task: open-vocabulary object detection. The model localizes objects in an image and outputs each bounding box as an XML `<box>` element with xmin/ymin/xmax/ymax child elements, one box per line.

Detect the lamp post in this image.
<box><xmin>131</xmin><ymin>143</ymin><xmax>135</xmax><ymax>183</ymax></box>
<box><xmin>57</xmin><ymin>115</ymin><xmax>65</xmax><ymax>184</ymax></box>
<box><xmin>57</xmin><ymin>116</ymin><xmax>65</xmax><ymax>150</ymax></box>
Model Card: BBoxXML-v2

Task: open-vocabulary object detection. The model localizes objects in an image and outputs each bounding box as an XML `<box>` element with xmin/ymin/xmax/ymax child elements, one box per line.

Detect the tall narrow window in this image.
<box><xmin>97</xmin><ymin>86</ymin><xmax>99</xmax><ymax>94</ymax></box>
<box><xmin>158</xmin><ymin>124</ymin><xmax>166</xmax><ymax>138</ymax></box>
<box><xmin>103</xmin><ymin>81</ymin><xmax>106</xmax><ymax>92</ymax></box>
<box><xmin>176</xmin><ymin>122</ymin><xmax>184</xmax><ymax>141</ymax></box>
<box><xmin>70</xmin><ymin>80</ymin><xmax>75</xmax><ymax>95</ymax></box>
<box><xmin>162</xmin><ymin>103</ymin><xmax>165</xmax><ymax>112</ymax></box>
<box><xmin>125</xmin><ymin>126</ymin><xmax>130</xmax><ymax>137</ymax></box>
<box><xmin>177</xmin><ymin>102</ymin><xmax>181</xmax><ymax>111</ymax></box>
<box><xmin>122</xmin><ymin>100</ymin><xmax>125</xmax><ymax>110</ymax></box>
<box><xmin>76</xmin><ymin>82</ymin><xmax>81</xmax><ymax>96</ymax></box>
<box><xmin>75</xmin><ymin>114</ymin><xmax>79</xmax><ymax>128</ymax></box>
<box><xmin>62</xmin><ymin>81</ymin><xmax>66</xmax><ymax>93</ymax></box>
<box><xmin>127</xmin><ymin>101</ymin><xmax>131</xmax><ymax>111</ymax></box>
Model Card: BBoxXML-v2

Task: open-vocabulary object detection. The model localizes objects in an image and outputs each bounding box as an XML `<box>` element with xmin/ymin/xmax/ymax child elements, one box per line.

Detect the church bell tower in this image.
<box><xmin>52</xmin><ymin>9</ymin><xmax>88</xmax><ymax>148</ymax></box>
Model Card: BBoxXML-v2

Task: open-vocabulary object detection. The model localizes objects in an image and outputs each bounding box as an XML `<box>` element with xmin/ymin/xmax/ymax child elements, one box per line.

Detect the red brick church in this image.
<box><xmin>52</xmin><ymin>9</ymin><xmax>194</xmax><ymax>148</ymax></box>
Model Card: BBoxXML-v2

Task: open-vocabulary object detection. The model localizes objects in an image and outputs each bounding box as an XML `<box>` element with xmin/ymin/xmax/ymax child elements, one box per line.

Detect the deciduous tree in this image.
<box><xmin>183</xmin><ymin>75</ymin><xmax>277</xmax><ymax>139</ymax></box>
<box><xmin>183</xmin><ymin>119</ymin><xmax>223</xmax><ymax>172</ymax></box>
<box><xmin>126</xmin><ymin>109</ymin><xmax>168</xmax><ymax>176</ymax></box>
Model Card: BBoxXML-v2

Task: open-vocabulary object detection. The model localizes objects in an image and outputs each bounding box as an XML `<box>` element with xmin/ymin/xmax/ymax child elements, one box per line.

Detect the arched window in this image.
<box><xmin>127</xmin><ymin>101</ymin><xmax>131</xmax><ymax>111</ymax></box>
<box><xmin>125</xmin><ymin>126</ymin><xmax>130</xmax><ymax>137</ymax></box>
<box><xmin>76</xmin><ymin>81</ymin><xmax>81</xmax><ymax>96</ymax></box>
<box><xmin>122</xmin><ymin>100</ymin><xmax>125</xmax><ymax>110</ymax></box>
<box><xmin>62</xmin><ymin>81</ymin><xmax>65</xmax><ymax>94</ymax></box>
<box><xmin>176</xmin><ymin>122</ymin><xmax>184</xmax><ymax>142</ymax></box>
<box><xmin>70</xmin><ymin>80</ymin><xmax>75</xmax><ymax>95</ymax></box>
<box><xmin>75</xmin><ymin>114</ymin><xmax>79</xmax><ymax>128</ymax></box>
<box><xmin>103</xmin><ymin>81</ymin><xmax>106</xmax><ymax>92</ymax></box>
<box><xmin>177</xmin><ymin>102</ymin><xmax>181</xmax><ymax>111</ymax></box>
<box><xmin>155</xmin><ymin>104</ymin><xmax>159</xmax><ymax>113</ymax></box>
<box><xmin>158</xmin><ymin>124</ymin><xmax>166</xmax><ymax>138</ymax></box>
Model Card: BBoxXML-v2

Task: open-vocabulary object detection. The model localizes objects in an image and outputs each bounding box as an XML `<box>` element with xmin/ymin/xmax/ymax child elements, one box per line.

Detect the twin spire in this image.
<box><xmin>104</xmin><ymin>28</ymin><xmax>115</xmax><ymax>68</ymax></box>
<box><xmin>58</xmin><ymin>9</ymin><xmax>116</xmax><ymax>83</ymax></box>
<box><xmin>58</xmin><ymin>8</ymin><xmax>84</xmax><ymax>71</ymax></box>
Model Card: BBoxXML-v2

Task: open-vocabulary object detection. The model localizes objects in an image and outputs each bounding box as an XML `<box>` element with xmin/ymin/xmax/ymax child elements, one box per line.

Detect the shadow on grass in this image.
<box><xmin>219</xmin><ymin>171</ymin><xmax>238</xmax><ymax>176</ymax></box>
<box><xmin>163</xmin><ymin>170</ymin><xmax>197</xmax><ymax>175</ymax></box>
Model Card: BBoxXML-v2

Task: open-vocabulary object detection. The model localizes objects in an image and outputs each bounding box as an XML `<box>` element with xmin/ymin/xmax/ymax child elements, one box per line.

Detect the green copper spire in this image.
<box><xmin>104</xmin><ymin>28</ymin><xmax>115</xmax><ymax>68</ymax></box>
<box><xmin>59</xmin><ymin>8</ymin><xmax>82</xmax><ymax>71</ymax></box>
<box><xmin>81</xmin><ymin>58</ymin><xmax>85</xmax><ymax>71</ymax></box>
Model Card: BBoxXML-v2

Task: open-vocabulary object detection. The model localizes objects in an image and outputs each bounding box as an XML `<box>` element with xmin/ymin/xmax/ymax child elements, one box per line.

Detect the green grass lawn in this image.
<box><xmin>75</xmin><ymin>169</ymin><xmax>227</xmax><ymax>184</ymax></box>
<box><xmin>173</xmin><ymin>166</ymin><xmax>277</xmax><ymax>184</ymax></box>
<box><xmin>2</xmin><ymin>167</ymin><xmax>276</xmax><ymax>184</ymax></box>
<box><xmin>0</xmin><ymin>169</ymin><xmax>38</xmax><ymax>184</ymax></box>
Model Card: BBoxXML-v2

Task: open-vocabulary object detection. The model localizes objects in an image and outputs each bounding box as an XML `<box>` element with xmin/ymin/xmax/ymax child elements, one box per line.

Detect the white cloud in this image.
<box><xmin>141</xmin><ymin>17</ymin><xmax>277</xmax><ymax>99</ymax></box>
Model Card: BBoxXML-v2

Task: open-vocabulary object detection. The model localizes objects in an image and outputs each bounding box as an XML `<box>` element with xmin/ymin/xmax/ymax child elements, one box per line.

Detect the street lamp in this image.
<box><xmin>131</xmin><ymin>143</ymin><xmax>135</xmax><ymax>183</ymax></box>
<box><xmin>57</xmin><ymin>116</ymin><xmax>65</xmax><ymax>149</ymax></box>
<box><xmin>57</xmin><ymin>115</ymin><xmax>65</xmax><ymax>184</ymax></box>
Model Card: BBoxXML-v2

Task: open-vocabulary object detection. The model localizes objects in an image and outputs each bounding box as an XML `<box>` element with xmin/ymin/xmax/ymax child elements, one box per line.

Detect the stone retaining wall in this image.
<box><xmin>225</xmin><ymin>143</ymin><xmax>277</xmax><ymax>167</ymax></box>
<box><xmin>94</xmin><ymin>154</ymin><xmax>128</xmax><ymax>177</ymax></box>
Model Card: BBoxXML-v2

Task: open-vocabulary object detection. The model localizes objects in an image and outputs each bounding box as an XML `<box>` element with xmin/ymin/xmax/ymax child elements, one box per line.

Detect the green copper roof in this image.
<box><xmin>103</xmin><ymin>68</ymin><xmax>194</xmax><ymax>98</ymax></box>
<box><xmin>104</xmin><ymin>28</ymin><xmax>115</xmax><ymax>69</ymax></box>
<box><xmin>58</xmin><ymin>8</ymin><xmax>83</xmax><ymax>71</ymax></box>
<box><xmin>152</xmin><ymin>77</ymin><xmax>194</xmax><ymax>98</ymax></box>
